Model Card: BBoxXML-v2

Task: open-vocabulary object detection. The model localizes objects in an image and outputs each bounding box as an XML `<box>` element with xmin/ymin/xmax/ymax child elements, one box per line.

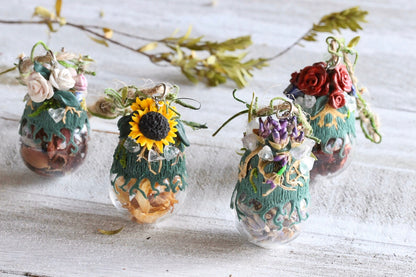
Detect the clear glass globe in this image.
<box><xmin>19</xmin><ymin>120</ymin><xmax>89</xmax><ymax>177</ymax></box>
<box><xmin>109</xmin><ymin>173</ymin><xmax>187</xmax><ymax>224</ymax></box>
<box><xmin>310</xmin><ymin>135</ymin><xmax>354</xmax><ymax>180</ymax></box>
<box><xmin>234</xmin><ymin>195</ymin><xmax>308</xmax><ymax>249</ymax></box>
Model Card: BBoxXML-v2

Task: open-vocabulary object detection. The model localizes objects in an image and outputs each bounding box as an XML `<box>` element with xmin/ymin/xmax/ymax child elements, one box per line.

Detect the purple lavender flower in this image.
<box><xmin>293</xmin><ymin>131</ymin><xmax>305</xmax><ymax>143</ymax></box>
<box><xmin>279</xmin><ymin>119</ymin><xmax>288</xmax><ymax>130</ymax></box>
<box><xmin>272</xmin><ymin>128</ymin><xmax>280</xmax><ymax>143</ymax></box>
<box><xmin>259</xmin><ymin>118</ymin><xmax>271</xmax><ymax>138</ymax></box>
<box><xmin>266</xmin><ymin>179</ymin><xmax>276</xmax><ymax>189</ymax></box>
<box><xmin>274</xmin><ymin>154</ymin><xmax>288</xmax><ymax>167</ymax></box>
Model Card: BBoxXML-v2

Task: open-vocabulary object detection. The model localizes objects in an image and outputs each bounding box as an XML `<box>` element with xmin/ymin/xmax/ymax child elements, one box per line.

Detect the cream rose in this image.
<box><xmin>27</xmin><ymin>72</ymin><xmax>54</xmax><ymax>103</ymax></box>
<box><xmin>49</xmin><ymin>68</ymin><xmax>76</xmax><ymax>91</ymax></box>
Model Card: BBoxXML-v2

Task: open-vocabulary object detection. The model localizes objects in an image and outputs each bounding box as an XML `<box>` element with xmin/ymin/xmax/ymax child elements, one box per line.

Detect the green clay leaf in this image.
<box><xmin>33</xmin><ymin>61</ymin><xmax>51</xmax><ymax>80</ymax></box>
<box><xmin>181</xmin><ymin>120</ymin><xmax>208</xmax><ymax>130</ymax></box>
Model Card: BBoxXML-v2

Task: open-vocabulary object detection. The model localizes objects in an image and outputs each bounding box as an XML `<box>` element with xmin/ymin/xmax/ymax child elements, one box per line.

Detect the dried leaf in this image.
<box><xmin>55</xmin><ymin>0</ymin><xmax>62</xmax><ymax>17</ymax></box>
<box><xmin>99</xmin><ymin>10</ymin><xmax>105</xmax><ymax>18</ymax></box>
<box><xmin>206</xmin><ymin>55</ymin><xmax>216</xmax><ymax>65</ymax></box>
<box><xmin>58</xmin><ymin>17</ymin><xmax>66</xmax><ymax>26</ymax></box>
<box><xmin>88</xmin><ymin>36</ymin><xmax>109</xmax><ymax>47</ymax></box>
<box><xmin>98</xmin><ymin>227</ymin><xmax>124</xmax><ymax>235</ymax></box>
<box><xmin>182</xmin><ymin>25</ymin><xmax>192</xmax><ymax>40</ymax></box>
<box><xmin>33</xmin><ymin>6</ymin><xmax>54</xmax><ymax>20</ymax></box>
<box><xmin>103</xmin><ymin>27</ymin><xmax>113</xmax><ymax>39</ymax></box>
<box><xmin>137</xmin><ymin>42</ymin><xmax>158</xmax><ymax>52</ymax></box>
<box><xmin>348</xmin><ymin>36</ymin><xmax>360</xmax><ymax>48</ymax></box>
<box><xmin>303</xmin><ymin>6</ymin><xmax>368</xmax><ymax>44</ymax></box>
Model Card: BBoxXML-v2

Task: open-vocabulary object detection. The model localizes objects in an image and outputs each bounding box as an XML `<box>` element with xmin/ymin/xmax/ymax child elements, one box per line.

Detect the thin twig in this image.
<box><xmin>82</xmin><ymin>24</ymin><xmax>155</xmax><ymax>42</ymax></box>
<box><xmin>266</xmin><ymin>28</ymin><xmax>312</xmax><ymax>61</ymax></box>
<box><xmin>0</xmin><ymin>19</ymin><xmax>154</xmax><ymax>59</ymax></box>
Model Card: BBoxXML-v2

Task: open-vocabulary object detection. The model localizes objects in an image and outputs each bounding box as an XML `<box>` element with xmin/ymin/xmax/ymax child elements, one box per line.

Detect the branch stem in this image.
<box><xmin>266</xmin><ymin>28</ymin><xmax>312</xmax><ymax>61</ymax></box>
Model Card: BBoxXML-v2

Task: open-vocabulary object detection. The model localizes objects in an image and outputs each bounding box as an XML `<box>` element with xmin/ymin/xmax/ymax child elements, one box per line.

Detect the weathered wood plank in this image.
<box><xmin>0</xmin><ymin>190</ymin><xmax>415</xmax><ymax>277</ymax></box>
<box><xmin>0</xmin><ymin>0</ymin><xmax>415</xmax><ymax>276</ymax></box>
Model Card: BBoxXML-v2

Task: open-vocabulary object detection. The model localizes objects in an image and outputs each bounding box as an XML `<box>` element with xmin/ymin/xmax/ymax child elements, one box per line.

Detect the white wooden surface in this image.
<box><xmin>1</xmin><ymin>0</ymin><xmax>415</xmax><ymax>276</ymax></box>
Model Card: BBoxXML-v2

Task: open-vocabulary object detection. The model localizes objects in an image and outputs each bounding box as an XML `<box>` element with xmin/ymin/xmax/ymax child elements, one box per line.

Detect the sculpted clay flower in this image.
<box><xmin>328</xmin><ymin>90</ymin><xmax>346</xmax><ymax>109</ymax></box>
<box><xmin>291</xmin><ymin>62</ymin><xmax>330</xmax><ymax>96</ymax></box>
<box><xmin>74</xmin><ymin>74</ymin><xmax>88</xmax><ymax>92</ymax></box>
<box><xmin>49</xmin><ymin>68</ymin><xmax>76</xmax><ymax>91</ymax></box>
<box><xmin>330</xmin><ymin>64</ymin><xmax>352</xmax><ymax>92</ymax></box>
<box><xmin>27</xmin><ymin>72</ymin><xmax>54</xmax><ymax>102</ymax></box>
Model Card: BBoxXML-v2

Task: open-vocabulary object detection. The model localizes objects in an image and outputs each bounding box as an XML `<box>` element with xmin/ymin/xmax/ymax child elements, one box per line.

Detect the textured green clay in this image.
<box><xmin>308</xmin><ymin>95</ymin><xmax>356</xmax><ymax>157</ymax></box>
<box><xmin>232</xmin><ymin>148</ymin><xmax>310</xmax><ymax>230</ymax></box>
<box><xmin>110</xmin><ymin>140</ymin><xmax>188</xmax><ymax>199</ymax></box>
<box><xmin>19</xmin><ymin>94</ymin><xmax>89</xmax><ymax>154</ymax></box>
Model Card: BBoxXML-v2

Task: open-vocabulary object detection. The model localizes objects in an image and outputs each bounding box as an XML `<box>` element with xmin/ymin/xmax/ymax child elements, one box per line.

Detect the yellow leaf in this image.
<box><xmin>88</xmin><ymin>36</ymin><xmax>109</xmax><ymax>47</ymax></box>
<box><xmin>169</xmin><ymin>28</ymin><xmax>179</xmax><ymax>38</ymax></box>
<box><xmin>348</xmin><ymin>36</ymin><xmax>360</xmax><ymax>48</ymax></box>
<box><xmin>58</xmin><ymin>17</ymin><xmax>66</xmax><ymax>26</ymax></box>
<box><xmin>55</xmin><ymin>0</ymin><xmax>62</xmax><ymax>17</ymax></box>
<box><xmin>98</xmin><ymin>227</ymin><xmax>124</xmax><ymax>235</ymax></box>
<box><xmin>183</xmin><ymin>25</ymin><xmax>192</xmax><ymax>40</ymax></box>
<box><xmin>33</xmin><ymin>6</ymin><xmax>54</xmax><ymax>20</ymax></box>
<box><xmin>103</xmin><ymin>27</ymin><xmax>113</xmax><ymax>39</ymax></box>
<box><xmin>99</xmin><ymin>10</ymin><xmax>105</xmax><ymax>18</ymax></box>
<box><xmin>206</xmin><ymin>55</ymin><xmax>216</xmax><ymax>65</ymax></box>
<box><xmin>137</xmin><ymin>42</ymin><xmax>158</xmax><ymax>52</ymax></box>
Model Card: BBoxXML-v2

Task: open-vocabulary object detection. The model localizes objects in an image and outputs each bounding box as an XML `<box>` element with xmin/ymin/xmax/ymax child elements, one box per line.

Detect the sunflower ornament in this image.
<box><xmin>91</xmin><ymin>83</ymin><xmax>204</xmax><ymax>224</ymax></box>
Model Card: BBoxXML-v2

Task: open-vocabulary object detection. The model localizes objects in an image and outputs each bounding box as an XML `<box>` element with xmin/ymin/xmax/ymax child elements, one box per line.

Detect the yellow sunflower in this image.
<box><xmin>129</xmin><ymin>97</ymin><xmax>178</xmax><ymax>153</ymax></box>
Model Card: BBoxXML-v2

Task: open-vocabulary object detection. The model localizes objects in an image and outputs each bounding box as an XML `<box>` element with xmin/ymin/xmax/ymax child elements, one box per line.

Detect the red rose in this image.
<box><xmin>330</xmin><ymin>64</ymin><xmax>352</xmax><ymax>92</ymax></box>
<box><xmin>291</xmin><ymin>62</ymin><xmax>330</xmax><ymax>96</ymax></box>
<box><xmin>328</xmin><ymin>90</ymin><xmax>346</xmax><ymax>109</ymax></box>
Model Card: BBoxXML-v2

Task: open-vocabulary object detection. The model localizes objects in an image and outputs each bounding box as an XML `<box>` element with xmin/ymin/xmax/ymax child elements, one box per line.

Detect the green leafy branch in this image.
<box><xmin>268</xmin><ymin>6</ymin><xmax>368</xmax><ymax>60</ymax></box>
<box><xmin>0</xmin><ymin>1</ymin><xmax>368</xmax><ymax>88</ymax></box>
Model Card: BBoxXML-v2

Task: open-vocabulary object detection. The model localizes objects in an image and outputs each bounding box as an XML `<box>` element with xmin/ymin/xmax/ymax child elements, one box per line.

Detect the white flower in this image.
<box><xmin>49</xmin><ymin>68</ymin><xmax>76</xmax><ymax>91</ymax></box>
<box><xmin>27</xmin><ymin>72</ymin><xmax>54</xmax><ymax>103</ymax></box>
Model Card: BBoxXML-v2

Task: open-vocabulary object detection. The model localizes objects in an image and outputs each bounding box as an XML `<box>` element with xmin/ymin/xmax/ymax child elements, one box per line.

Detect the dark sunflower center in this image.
<box><xmin>138</xmin><ymin>111</ymin><xmax>170</xmax><ymax>141</ymax></box>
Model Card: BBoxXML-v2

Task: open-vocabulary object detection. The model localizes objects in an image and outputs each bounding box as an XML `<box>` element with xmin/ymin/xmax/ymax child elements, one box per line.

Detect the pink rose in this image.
<box><xmin>74</xmin><ymin>74</ymin><xmax>88</xmax><ymax>92</ymax></box>
<box><xmin>330</xmin><ymin>64</ymin><xmax>352</xmax><ymax>92</ymax></box>
<box><xmin>27</xmin><ymin>72</ymin><xmax>54</xmax><ymax>103</ymax></box>
<box><xmin>328</xmin><ymin>90</ymin><xmax>346</xmax><ymax>109</ymax></box>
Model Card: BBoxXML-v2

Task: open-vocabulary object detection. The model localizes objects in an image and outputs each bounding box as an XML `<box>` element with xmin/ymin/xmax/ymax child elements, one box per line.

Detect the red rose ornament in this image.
<box><xmin>330</xmin><ymin>64</ymin><xmax>352</xmax><ymax>92</ymax></box>
<box><xmin>292</xmin><ymin>62</ymin><xmax>330</xmax><ymax>96</ymax></box>
<box><xmin>328</xmin><ymin>90</ymin><xmax>346</xmax><ymax>109</ymax></box>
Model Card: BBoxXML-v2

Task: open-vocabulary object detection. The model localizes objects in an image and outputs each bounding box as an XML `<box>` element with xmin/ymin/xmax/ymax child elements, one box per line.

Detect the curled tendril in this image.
<box><xmin>326</xmin><ymin>36</ymin><xmax>382</xmax><ymax>144</ymax></box>
<box><xmin>89</xmin><ymin>83</ymin><xmax>206</xmax><ymax>129</ymax></box>
<box><xmin>212</xmin><ymin>90</ymin><xmax>319</xmax><ymax>142</ymax></box>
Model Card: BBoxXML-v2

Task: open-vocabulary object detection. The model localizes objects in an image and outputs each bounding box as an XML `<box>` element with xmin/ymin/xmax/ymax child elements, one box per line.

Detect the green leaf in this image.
<box><xmin>98</xmin><ymin>227</ymin><xmax>124</xmax><ymax>235</ymax></box>
<box><xmin>305</xmin><ymin>6</ymin><xmax>368</xmax><ymax>41</ymax></box>
<box><xmin>348</xmin><ymin>36</ymin><xmax>360</xmax><ymax>48</ymax></box>
<box><xmin>33</xmin><ymin>61</ymin><xmax>51</xmax><ymax>80</ymax></box>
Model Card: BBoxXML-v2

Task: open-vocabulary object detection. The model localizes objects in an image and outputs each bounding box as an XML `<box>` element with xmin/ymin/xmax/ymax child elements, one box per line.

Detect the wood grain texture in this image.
<box><xmin>0</xmin><ymin>0</ymin><xmax>415</xmax><ymax>276</ymax></box>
